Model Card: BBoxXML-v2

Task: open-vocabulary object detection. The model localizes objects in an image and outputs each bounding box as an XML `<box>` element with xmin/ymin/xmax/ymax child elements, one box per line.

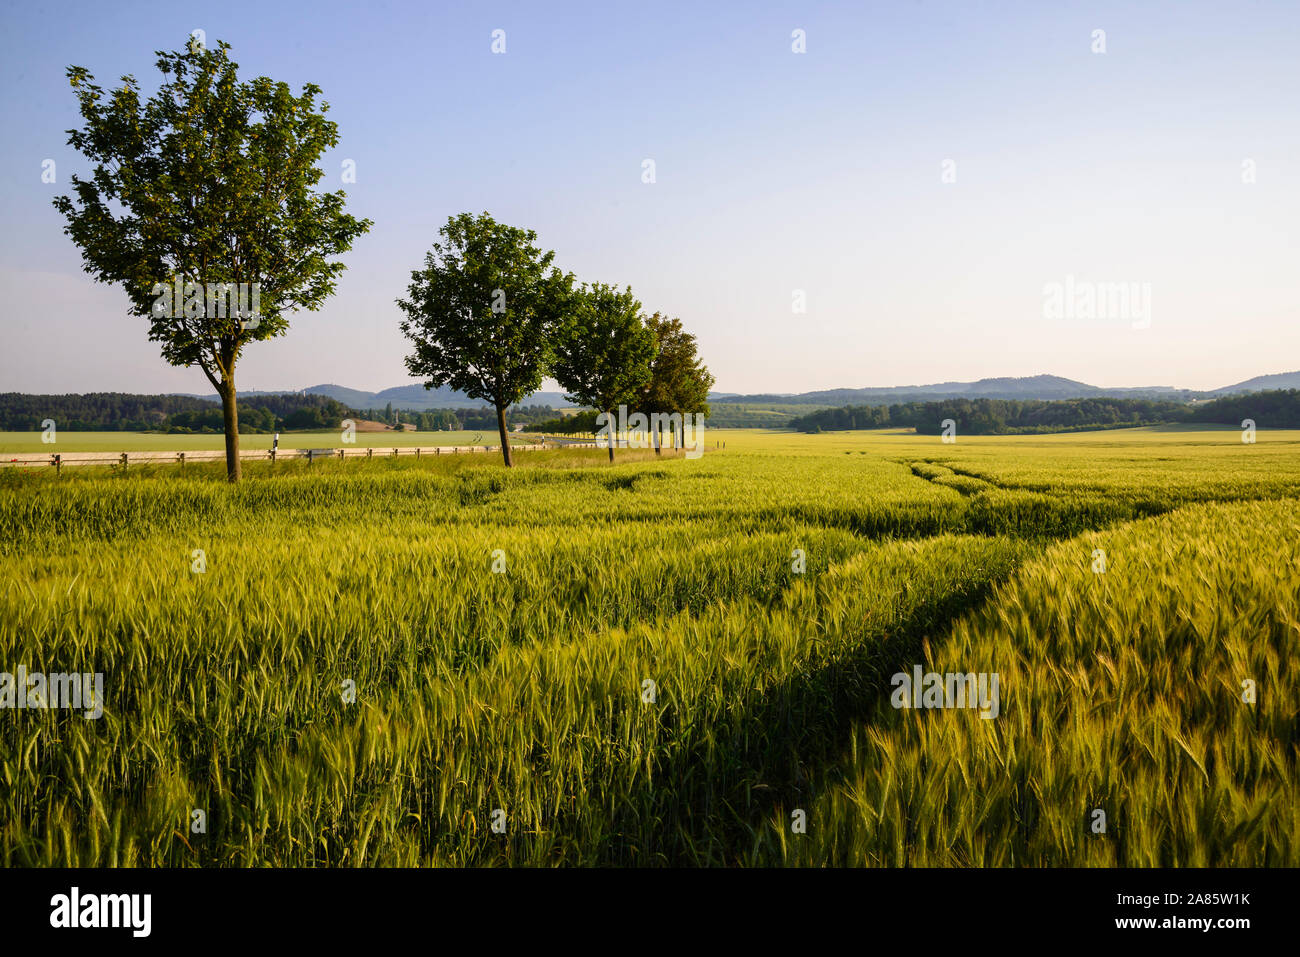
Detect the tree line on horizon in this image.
<box><xmin>0</xmin><ymin>389</ymin><xmax>761</xmax><ymax>436</ymax></box>
<box><xmin>0</xmin><ymin>391</ymin><xmax>596</xmax><ymax>436</ymax></box>
<box><xmin>789</xmin><ymin>392</ymin><xmax>1300</xmax><ymax>434</ymax></box>
<box><xmin>52</xmin><ymin>37</ymin><xmax>712</xmax><ymax>478</ymax></box>
<box><xmin>0</xmin><ymin>392</ymin><xmax>350</xmax><ymax>434</ymax></box>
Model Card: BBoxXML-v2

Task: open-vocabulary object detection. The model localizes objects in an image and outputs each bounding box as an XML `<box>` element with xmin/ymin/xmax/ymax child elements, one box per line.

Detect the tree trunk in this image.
<box><xmin>654</xmin><ymin>423</ymin><xmax>662</xmax><ymax>455</ymax></box>
<box><xmin>496</xmin><ymin>403</ymin><xmax>513</xmax><ymax>467</ymax></box>
<box><xmin>606</xmin><ymin>409</ymin><xmax>615</xmax><ymax>462</ymax></box>
<box><xmin>218</xmin><ymin>378</ymin><xmax>241</xmax><ymax>483</ymax></box>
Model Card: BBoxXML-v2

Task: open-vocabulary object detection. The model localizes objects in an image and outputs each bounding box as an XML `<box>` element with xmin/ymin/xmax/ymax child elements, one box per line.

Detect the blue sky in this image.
<box><xmin>2</xmin><ymin>0</ymin><xmax>1297</xmax><ymax>395</ymax></box>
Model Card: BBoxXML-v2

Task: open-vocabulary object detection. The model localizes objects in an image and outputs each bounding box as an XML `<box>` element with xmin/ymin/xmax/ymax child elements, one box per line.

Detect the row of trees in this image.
<box><xmin>358</xmin><ymin>404</ymin><xmax>559</xmax><ymax>432</ymax></box>
<box><xmin>397</xmin><ymin>213</ymin><xmax>713</xmax><ymax>465</ymax></box>
<box><xmin>55</xmin><ymin>38</ymin><xmax>711</xmax><ymax>477</ymax></box>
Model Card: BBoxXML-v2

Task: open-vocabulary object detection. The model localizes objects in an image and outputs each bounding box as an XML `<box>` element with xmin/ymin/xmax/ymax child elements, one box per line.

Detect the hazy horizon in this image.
<box><xmin>137</xmin><ymin>367</ymin><xmax>1300</xmax><ymax>401</ymax></box>
<box><xmin>3</xmin><ymin>0</ymin><xmax>1297</xmax><ymax>396</ymax></box>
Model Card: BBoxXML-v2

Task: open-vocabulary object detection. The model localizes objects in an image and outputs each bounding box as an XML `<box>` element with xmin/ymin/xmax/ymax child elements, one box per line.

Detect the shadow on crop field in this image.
<box><xmin>740</xmin><ymin>498</ymin><xmax>1300</xmax><ymax>867</ymax></box>
<box><xmin>455</xmin><ymin>471</ymin><xmax>507</xmax><ymax>506</ymax></box>
<box><xmin>590</xmin><ymin>536</ymin><xmax>1031</xmax><ymax>865</ymax></box>
<box><xmin>774</xmin><ymin>491</ymin><xmax>1169</xmax><ymax>545</ymax></box>
<box><xmin>603</xmin><ymin>469</ymin><xmax>671</xmax><ymax>492</ymax></box>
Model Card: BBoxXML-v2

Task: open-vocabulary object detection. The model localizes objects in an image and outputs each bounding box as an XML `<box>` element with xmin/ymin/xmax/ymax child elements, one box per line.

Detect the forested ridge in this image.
<box><xmin>0</xmin><ymin>392</ymin><xmax>351</xmax><ymax>433</ymax></box>
<box><xmin>789</xmin><ymin>391</ymin><xmax>1300</xmax><ymax>434</ymax></box>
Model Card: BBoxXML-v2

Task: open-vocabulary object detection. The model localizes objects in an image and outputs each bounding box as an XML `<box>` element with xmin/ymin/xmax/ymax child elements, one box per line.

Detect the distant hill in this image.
<box><xmin>304</xmin><ymin>383</ymin><xmax>491</xmax><ymax>409</ymax></box>
<box><xmin>1211</xmin><ymin>371</ymin><xmax>1300</xmax><ymax>395</ymax></box>
<box><xmin>713</xmin><ymin>374</ymin><xmax>1209</xmax><ymax>405</ymax></box>
<box><xmin>306</xmin><ymin>383</ymin><xmax>574</xmax><ymax>410</ymax></box>
<box><xmin>171</xmin><ymin>370</ymin><xmax>1299</xmax><ymax>410</ymax></box>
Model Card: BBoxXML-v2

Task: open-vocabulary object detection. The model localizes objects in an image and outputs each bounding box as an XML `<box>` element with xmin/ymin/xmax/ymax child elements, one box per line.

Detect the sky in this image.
<box><xmin>1</xmin><ymin>0</ymin><xmax>1297</xmax><ymax>396</ymax></box>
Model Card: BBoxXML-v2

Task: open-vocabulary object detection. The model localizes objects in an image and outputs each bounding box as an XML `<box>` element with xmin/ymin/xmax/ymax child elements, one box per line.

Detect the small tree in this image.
<box><xmin>397</xmin><ymin>212</ymin><xmax>573</xmax><ymax>467</ymax></box>
<box><xmin>639</xmin><ymin>313</ymin><xmax>715</xmax><ymax>453</ymax></box>
<box><xmin>552</xmin><ymin>284</ymin><xmax>658</xmax><ymax>462</ymax></box>
<box><xmin>53</xmin><ymin>38</ymin><xmax>371</xmax><ymax>482</ymax></box>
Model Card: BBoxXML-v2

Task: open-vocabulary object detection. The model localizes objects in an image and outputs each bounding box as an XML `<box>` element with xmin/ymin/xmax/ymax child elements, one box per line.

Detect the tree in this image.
<box><xmin>638</xmin><ymin>313</ymin><xmax>715</xmax><ymax>453</ymax></box>
<box><xmin>53</xmin><ymin>38</ymin><xmax>371</xmax><ymax>481</ymax></box>
<box><xmin>397</xmin><ymin>212</ymin><xmax>573</xmax><ymax>466</ymax></box>
<box><xmin>552</xmin><ymin>284</ymin><xmax>658</xmax><ymax>462</ymax></box>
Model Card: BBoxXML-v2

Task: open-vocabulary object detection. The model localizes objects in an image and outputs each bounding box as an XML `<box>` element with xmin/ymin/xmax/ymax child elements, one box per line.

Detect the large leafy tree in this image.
<box><xmin>552</xmin><ymin>284</ymin><xmax>658</xmax><ymax>462</ymax></box>
<box><xmin>53</xmin><ymin>38</ymin><xmax>371</xmax><ymax>482</ymax></box>
<box><xmin>397</xmin><ymin>212</ymin><xmax>574</xmax><ymax>466</ymax></box>
<box><xmin>638</xmin><ymin>313</ymin><xmax>715</xmax><ymax>453</ymax></box>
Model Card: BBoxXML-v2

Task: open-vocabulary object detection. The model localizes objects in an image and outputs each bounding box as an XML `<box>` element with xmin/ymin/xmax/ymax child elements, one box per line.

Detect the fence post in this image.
<box><xmin>393</xmin><ymin>447</ymin><xmax>398</xmax><ymax>457</ymax></box>
<box><xmin>120</xmin><ymin>452</ymin><xmax>128</xmax><ymax>470</ymax></box>
<box><xmin>416</xmin><ymin>447</ymin><xmax>421</xmax><ymax>459</ymax></box>
<box><xmin>53</xmin><ymin>453</ymin><xmax>61</xmax><ymax>474</ymax></box>
<box><xmin>270</xmin><ymin>448</ymin><xmax>276</xmax><ymax>464</ymax></box>
<box><xmin>367</xmin><ymin>447</ymin><xmax>373</xmax><ymax>459</ymax></box>
<box><xmin>178</xmin><ymin>451</ymin><xmax>185</xmax><ymax>470</ymax></box>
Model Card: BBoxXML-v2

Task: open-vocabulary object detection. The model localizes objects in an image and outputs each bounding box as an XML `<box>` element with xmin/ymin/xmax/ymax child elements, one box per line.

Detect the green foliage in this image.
<box><xmin>168</xmin><ymin>407</ymin><xmax>242</xmax><ymax>433</ymax></box>
<box><xmin>279</xmin><ymin>406</ymin><xmax>331</xmax><ymax>431</ymax></box>
<box><xmin>523</xmin><ymin>410</ymin><xmax>601</xmax><ymax>434</ymax></box>
<box><xmin>397</xmin><ymin>212</ymin><xmax>574</xmax><ymax>464</ymax></box>
<box><xmin>637</xmin><ymin>313</ymin><xmax>714</xmax><ymax>419</ymax></box>
<box><xmin>52</xmin><ymin>38</ymin><xmax>370</xmax><ymax>479</ymax></box>
<box><xmin>234</xmin><ymin>394</ymin><xmax>350</xmax><ymax>427</ymax></box>
<box><xmin>0</xmin><ymin>392</ymin><xmax>215</xmax><ymax>431</ymax></box>
<box><xmin>0</xmin><ymin>392</ymin><xmax>349</xmax><ymax>433</ymax></box>
<box><xmin>789</xmin><ymin>391</ymin><xmax>1300</xmax><ymax>434</ymax></box>
<box><xmin>1186</xmin><ymin>389</ymin><xmax>1300</xmax><ymax>428</ymax></box>
<box><xmin>552</xmin><ymin>283</ymin><xmax>657</xmax><ymax>459</ymax></box>
<box><xmin>409</xmin><ymin>409</ymin><xmax>461</xmax><ymax>431</ymax></box>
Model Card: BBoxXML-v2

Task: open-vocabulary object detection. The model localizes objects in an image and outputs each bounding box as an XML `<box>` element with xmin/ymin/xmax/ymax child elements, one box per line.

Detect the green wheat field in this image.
<box><xmin>1</xmin><ymin>427</ymin><xmax>1297</xmax><ymax>866</ymax></box>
